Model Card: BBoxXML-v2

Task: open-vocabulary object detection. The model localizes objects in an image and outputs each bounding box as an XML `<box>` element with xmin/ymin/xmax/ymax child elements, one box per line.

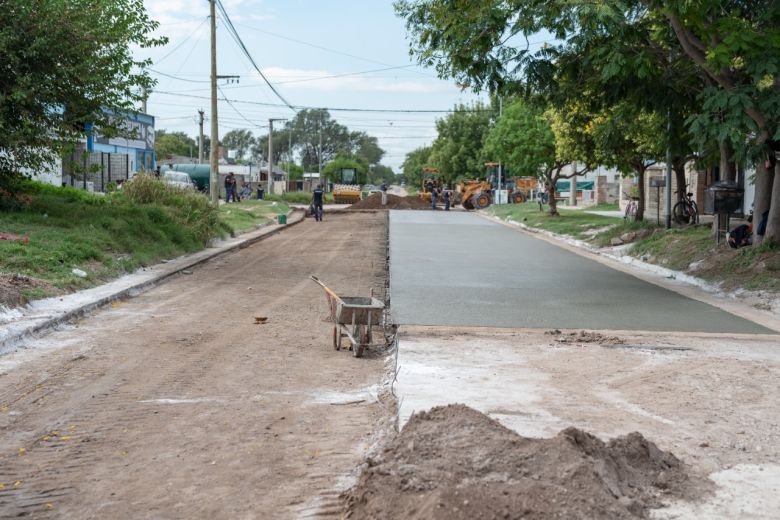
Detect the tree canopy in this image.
<box><xmin>0</xmin><ymin>0</ymin><xmax>165</xmax><ymax>181</ymax></box>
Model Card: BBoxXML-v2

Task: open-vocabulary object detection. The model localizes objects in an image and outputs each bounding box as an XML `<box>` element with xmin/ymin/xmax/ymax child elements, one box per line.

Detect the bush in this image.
<box><xmin>264</xmin><ymin>192</ymin><xmax>333</xmax><ymax>204</ymax></box>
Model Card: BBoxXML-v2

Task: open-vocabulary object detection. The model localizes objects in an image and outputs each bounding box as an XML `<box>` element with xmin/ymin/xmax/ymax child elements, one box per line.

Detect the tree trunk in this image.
<box><xmin>764</xmin><ymin>162</ymin><xmax>780</xmax><ymax>245</ymax></box>
<box><xmin>636</xmin><ymin>167</ymin><xmax>646</xmax><ymax>221</ymax></box>
<box><xmin>673</xmin><ymin>161</ymin><xmax>687</xmax><ymax>202</ymax></box>
<box><xmin>546</xmin><ymin>175</ymin><xmax>559</xmax><ymax>216</ymax></box>
<box><xmin>713</xmin><ymin>140</ymin><xmax>737</xmax><ymax>236</ymax></box>
<box><xmin>752</xmin><ymin>159</ymin><xmax>773</xmax><ymax>246</ymax></box>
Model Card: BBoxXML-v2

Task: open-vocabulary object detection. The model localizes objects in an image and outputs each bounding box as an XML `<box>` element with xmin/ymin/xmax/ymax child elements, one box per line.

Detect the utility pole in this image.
<box><xmin>141</xmin><ymin>86</ymin><xmax>148</xmax><ymax>114</ymax></box>
<box><xmin>267</xmin><ymin>118</ymin><xmax>287</xmax><ymax>196</ymax></box>
<box><xmin>209</xmin><ymin>0</ymin><xmax>219</xmax><ymax>205</ymax></box>
<box><xmin>497</xmin><ymin>96</ymin><xmax>503</xmax><ymax>204</ymax></box>
<box><xmin>198</xmin><ymin>109</ymin><xmax>205</xmax><ymax>164</ymax></box>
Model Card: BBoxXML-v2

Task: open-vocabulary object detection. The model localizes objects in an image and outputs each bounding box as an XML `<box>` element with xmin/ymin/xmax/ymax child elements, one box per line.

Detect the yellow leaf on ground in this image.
<box><xmin>14</xmin><ymin>480</ymin><xmax>21</xmax><ymax>487</ymax></box>
<box><xmin>18</xmin><ymin>448</ymin><xmax>26</xmax><ymax>454</ymax></box>
<box><xmin>46</xmin><ymin>503</ymin><xmax>55</xmax><ymax>510</ymax></box>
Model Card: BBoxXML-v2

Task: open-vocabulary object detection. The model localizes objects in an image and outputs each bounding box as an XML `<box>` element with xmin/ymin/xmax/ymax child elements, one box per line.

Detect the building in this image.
<box><xmin>88</xmin><ymin>110</ymin><xmax>156</xmax><ymax>173</ymax></box>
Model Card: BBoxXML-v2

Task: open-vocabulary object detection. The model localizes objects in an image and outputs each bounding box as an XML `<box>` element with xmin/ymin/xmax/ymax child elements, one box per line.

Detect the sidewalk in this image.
<box><xmin>0</xmin><ymin>210</ymin><xmax>304</xmax><ymax>353</ymax></box>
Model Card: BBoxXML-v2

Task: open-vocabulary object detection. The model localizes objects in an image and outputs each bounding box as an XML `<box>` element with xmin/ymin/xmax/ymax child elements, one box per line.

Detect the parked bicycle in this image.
<box><xmin>673</xmin><ymin>184</ymin><xmax>698</xmax><ymax>225</ymax></box>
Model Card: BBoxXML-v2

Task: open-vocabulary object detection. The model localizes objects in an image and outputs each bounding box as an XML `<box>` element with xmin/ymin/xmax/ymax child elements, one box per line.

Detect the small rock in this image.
<box><xmin>71</xmin><ymin>268</ymin><xmax>87</xmax><ymax>278</ymax></box>
<box><xmin>160</xmin><ymin>259</ymin><xmax>169</xmax><ymax>264</ymax></box>
<box><xmin>699</xmin><ymin>442</ymin><xmax>709</xmax><ymax>448</ymax></box>
<box><xmin>619</xmin><ymin>231</ymin><xmax>637</xmax><ymax>242</ymax></box>
<box><xmin>618</xmin><ymin>497</ymin><xmax>633</xmax><ymax>509</ymax></box>
<box><xmin>181</xmin><ymin>270</ymin><xmax>193</xmax><ymax>275</ymax></box>
<box><xmin>610</xmin><ymin>237</ymin><xmax>624</xmax><ymax>246</ymax></box>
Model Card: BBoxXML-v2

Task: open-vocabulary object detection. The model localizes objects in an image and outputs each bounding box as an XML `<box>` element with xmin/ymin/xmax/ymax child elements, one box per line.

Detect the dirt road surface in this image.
<box><xmin>0</xmin><ymin>212</ymin><xmax>391</xmax><ymax>519</ymax></box>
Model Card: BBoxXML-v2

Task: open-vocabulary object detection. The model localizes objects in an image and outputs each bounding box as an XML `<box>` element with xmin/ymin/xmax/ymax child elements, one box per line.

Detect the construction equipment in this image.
<box><xmin>459</xmin><ymin>180</ymin><xmax>494</xmax><ymax>210</ymax></box>
<box><xmin>310</xmin><ymin>276</ymin><xmax>385</xmax><ymax>358</ymax></box>
<box><xmin>419</xmin><ymin>167</ymin><xmax>440</xmax><ymax>203</ymax></box>
<box><xmin>332</xmin><ymin>167</ymin><xmax>362</xmax><ymax>204</ymax></box>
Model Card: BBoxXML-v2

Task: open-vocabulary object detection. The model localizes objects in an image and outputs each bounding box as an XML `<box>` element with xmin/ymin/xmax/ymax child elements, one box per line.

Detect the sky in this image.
<box><xmin>139</xmin><ymin>0</ymin><xmax>489</xmax><ymax>171</ymax></box>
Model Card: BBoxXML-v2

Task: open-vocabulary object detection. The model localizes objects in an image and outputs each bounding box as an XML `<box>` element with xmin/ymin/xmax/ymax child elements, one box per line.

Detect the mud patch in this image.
<box><xmin>548</xmin><ymin>329</ymin><xmax>623</xmax><ymax>346</ymax></box>
<box><xmin>0</xmin><ymin>273</ymin><xmax>58</xmax><ymax>309</ymax></box>
<box><xmin>344</xmin><ymin>404</ymin><xmax>704</xmax><ymax>519</ymax></box>
<box><xmin>350</xmin><ymin>193</ymin><xmax>431</xmax><ymax>210</ymax></box>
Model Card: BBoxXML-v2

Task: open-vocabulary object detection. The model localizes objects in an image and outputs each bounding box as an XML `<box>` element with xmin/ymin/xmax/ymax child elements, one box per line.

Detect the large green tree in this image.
<box><xmin>221</xmin><ymin>129</ymin><xmax>254</xmax><ymax>161</ymax></box>
<box><xmin>429</xmin><ymin>102</ymin><xmax>494</xmax><ymax>184</ymax></box>
<box><xmin>396</xmin><ymin>0</ymin><xmax>780</xmax><ymax>242</ymax></box>
<box><xmin>155</xmin><ymin>130</ymin><xmax>197</xmax><ymax>160</ymax></box>
<box><xmin>0</xmin><ymin>0</ymin><xmax>165</xmax><ymax>183</ymax></box>
<box><xmin>401</xmin><ymin>145</ymin><xmax>433</xmax><ymax>187</ymax></box>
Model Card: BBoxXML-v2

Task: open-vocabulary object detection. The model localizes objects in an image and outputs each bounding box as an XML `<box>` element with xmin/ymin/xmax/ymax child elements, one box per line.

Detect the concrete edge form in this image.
<box><xmin>0</xmin><ymin>210</ymin><xmax>306</xmax><ymax>353</ymax></box>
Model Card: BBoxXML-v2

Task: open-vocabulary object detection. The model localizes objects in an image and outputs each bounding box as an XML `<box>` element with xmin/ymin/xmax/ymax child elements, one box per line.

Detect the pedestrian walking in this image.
<box><xmin>224</xmin><ymin>172</ymin><xmax>237</xmax><ymax>203</ymax></box>
<box><xmin>444</xmin><ymin>190</ymin><xmax>451</xmax><ymax>211</ymax></box>
<box><xmin>311</xmin><ymin>184</ymin><xmax>324</xmax><ymax>222</ymax></box>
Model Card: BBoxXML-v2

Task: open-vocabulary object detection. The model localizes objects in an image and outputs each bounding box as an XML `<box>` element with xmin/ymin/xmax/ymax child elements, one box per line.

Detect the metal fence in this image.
<box><xmin>62</xmin><ymin>151</ymin><xmax>132</xmax><ymax>192</ymax></box>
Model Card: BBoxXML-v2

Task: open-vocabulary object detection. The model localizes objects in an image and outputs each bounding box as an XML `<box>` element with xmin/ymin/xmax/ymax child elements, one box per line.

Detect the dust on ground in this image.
<box><xmin>345</xmin><ymin>404</ymin><xmax>705</xmax><ymax>519</ymax></box>
<box><xmin>0</xmin><ymin>274</ymin><xmax>58</xmax><ymax>309</ymax></box>
<box><xmin>0</xmin><ymin>212</ymin><xmax>391</xmax><ymax>519</ymax></box>
<box><xmin>350</xmin><ymin>193</ymin><xmax>431</xmax><ymax>210</ymax></box>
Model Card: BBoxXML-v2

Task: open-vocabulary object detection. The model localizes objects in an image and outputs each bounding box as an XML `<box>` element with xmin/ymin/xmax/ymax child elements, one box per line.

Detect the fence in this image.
<box><xmin>61</xmin><ymin>151</ymin><xmax>132</xmax><ymax>192</ymax></box>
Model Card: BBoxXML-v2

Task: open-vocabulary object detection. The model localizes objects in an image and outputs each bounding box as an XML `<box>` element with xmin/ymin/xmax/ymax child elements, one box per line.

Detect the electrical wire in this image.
<box><xmin>154</xmin><ymin>16</ymin><xmax>209</xmax><ymax>65</ymax></box>
<box><xmin>152</xmin><ymin>90</ymin><xmax>494</xmax><ymax>113</ymax></box>
<box><xmin>215</xmin><ymin>0</ymin><xmax>296</xmax><ymax>113</ymax></box>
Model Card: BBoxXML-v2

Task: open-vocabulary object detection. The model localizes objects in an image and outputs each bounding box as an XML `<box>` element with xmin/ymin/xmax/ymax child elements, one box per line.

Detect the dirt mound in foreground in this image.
<box><xmin>344</xmin><ymin>404</ymin><xmax>703</xmax><ymax>519</ymax></box>
<box><xmin>0</xmin><ymin>273</ymin><xmax>58</xmax><ymax>309</ymax></box>
<box><xmin>350</xmin><ymin>193</ymin><xmax>431</xmax><ymax>210</ymax></box>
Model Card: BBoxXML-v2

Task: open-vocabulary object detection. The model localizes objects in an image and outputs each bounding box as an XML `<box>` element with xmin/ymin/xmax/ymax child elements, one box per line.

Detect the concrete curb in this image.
<box><xmin>0</xmin><ymin>210</ymin><xmax>305</xmax><ymax>353</ymax></box>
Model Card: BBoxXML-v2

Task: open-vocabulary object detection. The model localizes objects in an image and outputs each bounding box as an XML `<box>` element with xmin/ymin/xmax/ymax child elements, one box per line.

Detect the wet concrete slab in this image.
<box><xmin>389</xmin><ymin>211</ymin><xmax>771</xmax><ymax>333</ymax></box>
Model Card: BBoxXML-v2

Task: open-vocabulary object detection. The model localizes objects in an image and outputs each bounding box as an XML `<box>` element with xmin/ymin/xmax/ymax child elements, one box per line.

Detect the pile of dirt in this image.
<box><xmin>350</xmin><ymin>193</ymin><xmax>431</xmax><ymax>210</ymax></box>
<box><xmin>0</xmin><ymin>273</ymin><xmax>58</xmax><ymax>309</ymax></box>
<box><xmin>344</xmin><ymin>404</ymin><xmax>702</xmax><ymax>519</ymax></box>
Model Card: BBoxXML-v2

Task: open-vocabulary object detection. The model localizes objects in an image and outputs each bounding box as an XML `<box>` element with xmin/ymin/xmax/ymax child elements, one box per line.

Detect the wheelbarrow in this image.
<box><xmin>310</xmin><ymin>276</ymin><xmax>385</xmax><ymax>358</ymax></box>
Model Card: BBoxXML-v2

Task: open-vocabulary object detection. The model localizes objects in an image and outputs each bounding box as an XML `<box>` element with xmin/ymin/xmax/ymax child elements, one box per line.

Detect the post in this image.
<box><xmin>100</xmin><ymin>152</ymin><xmax>105</xmax><ymax>191</ymax></box>
<box><xmin>107</xmin><ymin>153</ymin><xmax>112</xmax><ymax>184</ymax></box>
<box><xmin>126</xmin><ymin>154</ymin><xmax>129</xmax><ymax>180</ymax></box>
<box><xmin>570</xmin><ymin>162</ymin><xmax>577</xmax><ymax>207</ymax></box>
<box><xmin>665</xmin><ymin>48</ymin><xmax>673</xmax><ymax>229</ymax></box>
<box><xmin>198</xmin><ymin>109</ymin><xmax>204</xmax><ymax>164</ymax></box>
<box><xmin>268</xmin><ymin>119</ymin><xmax>274</xmax><ymax>195</ymax></box>
<box><xmin>141</xmin><ymin>86</ymin><xmax>148</xmax><ymax>114</ymax></box>
<box><xmin>209</xmin><ymin>0</ymin><xmax>219</xmax><ymax>205</ymax></box>
<box><xmin>497</xmin><ymin>96</ymin><xmax>503</xmax><ymax>203</ymax></box>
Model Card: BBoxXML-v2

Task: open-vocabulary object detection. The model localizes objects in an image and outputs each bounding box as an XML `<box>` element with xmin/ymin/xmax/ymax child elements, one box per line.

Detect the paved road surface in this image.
<box><xmin>0</xmin><ymin>213</ymin><xmax>388</xmax><ymax>519</ymax></box>
<box><xmin>390</xmin><ymin>211</ymin><xmax>770</xmax><ymax>333</ymax></box>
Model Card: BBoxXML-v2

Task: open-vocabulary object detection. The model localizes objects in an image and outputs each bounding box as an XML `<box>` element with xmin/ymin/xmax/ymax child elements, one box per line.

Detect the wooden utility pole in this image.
<box><xmin>209</xmin><ymin>0</ymin><xmax>219</xmax><ymax>204</ymax></box>
<box><xmin>267</xmin><ymin>119</ymin><xmax>274</xmax><ymax>196</ymax></box>
<box><xmin>198</xmin><ymin>109</ymin><xmax>205</xmax><ymax>164</ymax></box>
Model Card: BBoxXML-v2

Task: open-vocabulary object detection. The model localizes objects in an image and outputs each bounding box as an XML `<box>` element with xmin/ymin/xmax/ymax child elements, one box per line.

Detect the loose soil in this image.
<box><xmin>0</xmin><ymin>212</ymin><xmax>390</xmax><ymax>519</ymax></box>
<box><xmin>350</xmin><ymin>193</ymin><xmax>431</xmax><ymax>210</ymax></box>
<box><xmin>549</xmin><ymin>329</ymin><xmax>624</xmax><ymax>346</ymax></box>
<box><xmin>345</xmin><ymin>404</ymin><xmax>703</xmax><ymax>519</ymax></box>
<box><xmin>0</xmin><ymin>274</ymin><xmax>58</xmax><ymax>309</ymax></box>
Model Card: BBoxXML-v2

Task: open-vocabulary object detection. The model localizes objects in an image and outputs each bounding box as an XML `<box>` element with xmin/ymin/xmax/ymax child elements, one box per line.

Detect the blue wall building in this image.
<box><xmin>88</xmin><ymin>111</ymin><xmax>155</xmax><ymax>173</ymax></box>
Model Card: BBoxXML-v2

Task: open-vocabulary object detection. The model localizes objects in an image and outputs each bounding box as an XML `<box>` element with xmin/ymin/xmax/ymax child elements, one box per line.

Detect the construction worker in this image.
<box><xmin>431</xmin><ymin>186</ymin><xmax>438</xmax><ymax>210</ymax></box>
<box><xmin>311</xmin><ymin>184</ymin><xmax>324</xmax><ymax>222</ymax></box>
<box><xmin>444</xmin><ymin>190</ymin><xmax>451</xmax><ymax>211</ymax></box>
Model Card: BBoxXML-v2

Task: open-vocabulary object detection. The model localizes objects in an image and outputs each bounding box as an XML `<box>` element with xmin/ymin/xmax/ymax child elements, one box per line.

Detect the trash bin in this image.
<box><xmin>256</xmin><ymin>188</ymin><xmax>264</xmax><ymax>200</ymax></box>
<box><xmin>277</xmin><ymin>214</ymin><xmax>287</xmax><ymax>225</ymax></box>
<box><xmin>705</xmin><ymin>181</ymin><xmax>744</xmax><ymax>215</ymax></box>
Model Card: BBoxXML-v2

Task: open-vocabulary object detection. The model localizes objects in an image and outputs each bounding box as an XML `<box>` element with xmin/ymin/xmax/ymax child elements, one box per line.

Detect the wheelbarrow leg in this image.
<box><xmin>333</xmin><ymin>325</ymin><xmax>339</xmax><ymax>350</ymax></box>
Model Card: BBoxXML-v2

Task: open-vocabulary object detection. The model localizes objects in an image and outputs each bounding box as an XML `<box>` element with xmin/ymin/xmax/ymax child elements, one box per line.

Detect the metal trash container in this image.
<box><xmin>277</xmin><ymin>214</ymin><xmax>287</xmax><ymax>225</ymax></box>
<box><xmin>705</xmin><ymin>181</ymin><xmax>743</xmax><ymax>215</ymax></box>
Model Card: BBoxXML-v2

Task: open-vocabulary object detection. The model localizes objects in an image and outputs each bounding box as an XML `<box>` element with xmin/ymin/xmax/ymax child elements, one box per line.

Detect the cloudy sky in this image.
<box><xmin>139</xmin><ymin>0</ymin><xmax>488</xmax><ymax>171</ymax></box>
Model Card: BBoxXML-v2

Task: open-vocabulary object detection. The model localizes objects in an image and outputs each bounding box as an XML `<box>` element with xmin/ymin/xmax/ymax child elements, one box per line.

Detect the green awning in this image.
<box><xmin>555</xmin><ymin>180</ymin><xmax>594</xmax><ymax>192</ymax></box>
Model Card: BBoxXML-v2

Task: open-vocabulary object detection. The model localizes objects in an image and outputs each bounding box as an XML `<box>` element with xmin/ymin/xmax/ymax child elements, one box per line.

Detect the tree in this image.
<box><xmin>484</xmin><ymin>100</ymin><xmax>590</xmax><ymax>216</ymax></box>
<box><xmin>401</xmin><ymin>145</ymin><xmax>433</xmax><ymax>187</ymax></box>
<box><xmin>155</xmin><ymin>130</ymin><xmax>197</xmax><ymax>160</ymax></box>
<box><xmin>353</xmin><ymin>133</ymin><xmax>385</xmax><ymax>165</ymax></box>
<box><xmin>279</xmin><ymin>161</ymin><xmax>304</xmax><ymax>181</ymax></box>
<box><xmin>321</xmin><ymin>155</ymin><xmax>368</xmax><ymax>185</ymax></box>
<box><xmin>429</xmin><ymin>102</ymin><xmax>494</xmax><ymax>185</ymax></box>
<box><xmin>287</xmin><ymin>109</ymin><xmax>353</xmax><ymax>171</ymax></box>
<box><xmin>369</xmin><ymin>164</ymin><xmax>396</xmax><ymax>185</ymax></box>
<box><xmin>589</xmin><ymin>104</ymin><xmax>666</xmax><ymax>221</ymax></box>
<box><xmin>396</xmin><ymin>0</ymin><xmax>780</xmax><ymax>242</ymax></box>
<box><xmin>0</xmin><ymin>0</ymin><xmax>165</xmax><ymax>183</ymax></box>
<box><xmin>222</xmin><ymin>129</ymin><xmax>254</xmax><ymax>161</ymax></box>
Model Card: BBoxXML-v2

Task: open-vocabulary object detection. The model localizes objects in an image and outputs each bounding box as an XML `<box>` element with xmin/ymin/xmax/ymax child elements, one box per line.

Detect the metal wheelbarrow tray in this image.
<box><xmin>310</xmin><ymin>276</ymin><xmax>385</xmax><ymax>358</ymax></box>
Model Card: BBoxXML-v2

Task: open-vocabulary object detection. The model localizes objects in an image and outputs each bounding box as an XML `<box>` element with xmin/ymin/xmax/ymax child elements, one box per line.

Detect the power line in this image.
<box><xmin>152</xmin><ymin>90</ymin><xmax>494</xmax><ymax>113</ymax></box>
<box><xmin>218</xmin><ymin>85</ymin><xmax>265</xmax><ymax>128</ymax></box>
<box><xmin>154</xmin><ymin>17</ymin><xmax>209</xmax><ymax>65</ymax></box>
<box><xmin>215</xmin><ymin>0</ymin><xmax>296</xmax><ymax>112</ymax></box>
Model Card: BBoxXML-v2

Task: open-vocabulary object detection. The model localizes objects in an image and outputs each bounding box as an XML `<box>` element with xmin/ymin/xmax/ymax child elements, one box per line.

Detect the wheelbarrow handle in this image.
<box><xmin>310</xmin><ymin>275</ymin><xmax>342</xmax><ymax>302</ymax></box>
